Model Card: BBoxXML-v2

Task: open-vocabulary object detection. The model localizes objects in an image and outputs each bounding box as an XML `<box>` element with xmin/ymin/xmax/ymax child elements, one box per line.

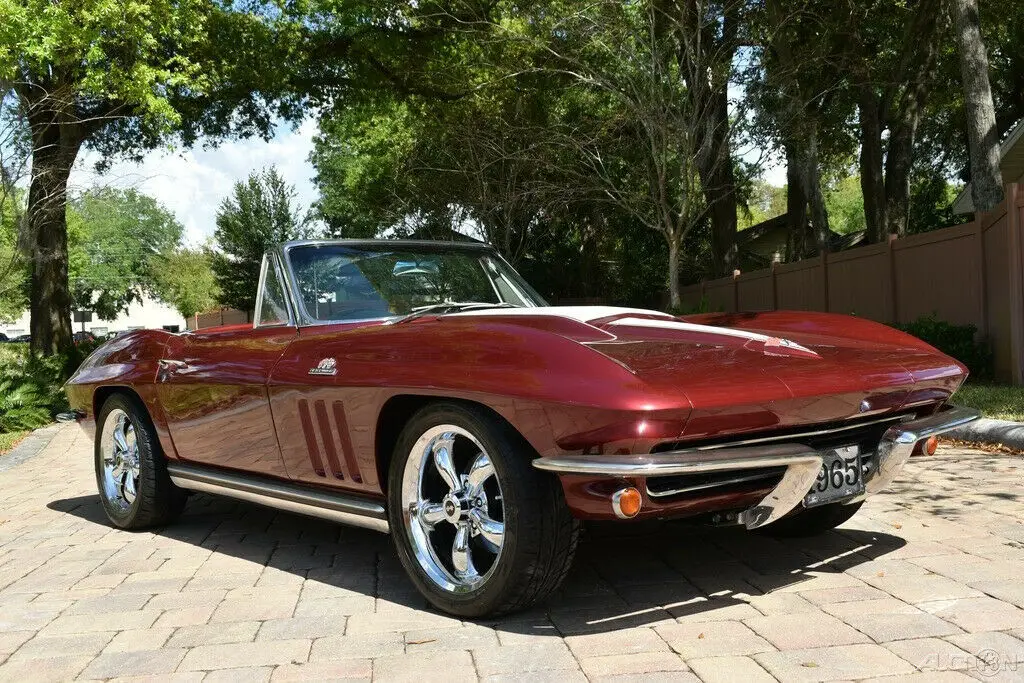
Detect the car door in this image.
<box><xmin>156</xmin><ymin>254</ymin><xmax>296</xmax><ymax>478</ymax></box>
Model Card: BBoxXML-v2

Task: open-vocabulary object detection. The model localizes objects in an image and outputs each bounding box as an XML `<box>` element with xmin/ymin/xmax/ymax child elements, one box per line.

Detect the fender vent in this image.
<box><xmin>297</xmin><ymin>399</ymin><xmax>363</xmax><ymax>483</ymax></box>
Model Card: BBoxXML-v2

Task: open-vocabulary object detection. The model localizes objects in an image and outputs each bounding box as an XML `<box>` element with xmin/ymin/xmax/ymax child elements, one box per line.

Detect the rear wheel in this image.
<box><xmin>95</xmin><ymin>393</ymin><xmax>186</xmax><ymax>529</ymax></box>
<box><xmin>387</xmin><ymin>402</ymin><xmax>580</xmax><ymax>617</ymax></box>
<box><xmin>758</xmin><ymin>501</ymin><xmax>864</xmax><ymax>537</ymax></box>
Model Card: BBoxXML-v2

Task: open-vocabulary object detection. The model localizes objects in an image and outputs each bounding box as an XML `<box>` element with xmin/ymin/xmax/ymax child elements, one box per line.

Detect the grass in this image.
<box><xmin>953</xmin><ymin>382</ymin><xmax>1024</xmax><ymax>422</ymax></box>
<box><xmin>0</xmin><ymin>430</ymin><xmax>30</xmax><ymax>456</ymax></box>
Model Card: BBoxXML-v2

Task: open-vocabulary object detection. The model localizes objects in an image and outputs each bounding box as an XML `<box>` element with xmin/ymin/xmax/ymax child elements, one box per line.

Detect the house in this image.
<box><xmin>0</xmin><ymin>295</ymin><xmax>187</xmax><ymax>339</ymax></box>
<box><xmin>737</xmin><ymin>214</ymin><xmax>866</xmax><ymax>270</ymax></box>
<box><xmin>952</xmin><ymin>117</ymin><xmax>1024</xmax><ymax>214</ymax></box>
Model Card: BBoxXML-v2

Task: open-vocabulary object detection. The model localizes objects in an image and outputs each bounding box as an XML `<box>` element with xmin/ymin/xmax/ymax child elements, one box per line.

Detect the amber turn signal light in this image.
<box><xmin>924</xmin><ymin>435</ymin><xmax>939</xmax><ymax>456</ymax></box>
<box><xmin>612</xmin><ymin>487</ymin><xmax>642</xmax><ymax>519</ymax></box>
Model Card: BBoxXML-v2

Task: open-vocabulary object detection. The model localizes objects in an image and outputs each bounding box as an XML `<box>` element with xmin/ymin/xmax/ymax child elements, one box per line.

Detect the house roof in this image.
<box><xmin>737</xmin><ymin>214</ymin><xmax>865</xmax><ymax>269</ymax></box>
<box><xmin>952</xmin><ymin>116</ymin><xmax>1024</xmax><ymax>214</ymax></box>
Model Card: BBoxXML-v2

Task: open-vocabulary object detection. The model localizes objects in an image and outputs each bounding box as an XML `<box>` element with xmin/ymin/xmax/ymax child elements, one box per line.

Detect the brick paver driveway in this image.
<box><xmin>2</xmin><ymin>425</ymin><xmax>1024</xmax><ymax>682</ymax></box>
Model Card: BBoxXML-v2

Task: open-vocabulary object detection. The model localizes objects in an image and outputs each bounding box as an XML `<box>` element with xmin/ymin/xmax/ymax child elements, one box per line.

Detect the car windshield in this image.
<box><xmin>285</xmin><ymin>243</ymin><xmax>547</xmax><ymax>323</ymax></box>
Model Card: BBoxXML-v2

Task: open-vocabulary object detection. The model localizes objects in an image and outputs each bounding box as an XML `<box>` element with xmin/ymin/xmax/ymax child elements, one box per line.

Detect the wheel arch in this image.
<box><xmin>93</xmin><ymin>385</ymin><xmax>145</xmax><ymax>421</ymax></box>
<box><xmin>374</xmin><ymin>394</ymin><xmax>537</xmax><ymax>494</ymax></box>
<box><xmin>92</xmin><ymin>385</ymin><xmax>176</xmax><ymax>459</ymax></box>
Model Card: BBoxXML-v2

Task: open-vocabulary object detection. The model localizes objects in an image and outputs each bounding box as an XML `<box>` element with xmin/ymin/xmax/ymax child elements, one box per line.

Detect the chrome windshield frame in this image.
<box><xmin>276</xmin><ymin>239</ymin><xmax>545</xmax><ymax>328</ymax></box>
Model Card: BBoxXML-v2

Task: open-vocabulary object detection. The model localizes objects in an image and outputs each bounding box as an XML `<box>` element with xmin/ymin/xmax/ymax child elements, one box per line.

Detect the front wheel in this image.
<box><xmin>95</xmin><ymin>393</ymin><xmax>186</xmax><ymax>530</ymax></box>
<box><xmin>387</xmin><ymin>402</ymin><xmax>580</xmax><ymax>617</ymax></box>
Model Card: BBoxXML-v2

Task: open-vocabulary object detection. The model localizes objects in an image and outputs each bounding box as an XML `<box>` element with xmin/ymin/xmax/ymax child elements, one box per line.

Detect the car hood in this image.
<box><xmin>452</xmin><ymin>306</ymin><xmax>966</xmax><ymax>437</ymax></box>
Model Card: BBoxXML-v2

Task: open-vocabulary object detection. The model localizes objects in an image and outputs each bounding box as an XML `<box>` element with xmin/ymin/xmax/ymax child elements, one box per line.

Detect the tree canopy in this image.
<box><xmin>2</xmin><ymin>0</ymin><xmax>1017</xmax><ymax>328</ymax></box>
<box><xmin>67</xmin><ymin>188</ymin><xmax>183</xmax><ymax>320</ymax></box>
<box><xmin>210</xmin><ymin>167</ymin><xmax>317</xmax><ymax>315</ymax></box>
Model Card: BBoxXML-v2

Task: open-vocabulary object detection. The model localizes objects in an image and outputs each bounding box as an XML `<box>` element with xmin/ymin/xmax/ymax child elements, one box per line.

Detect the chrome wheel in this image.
<box><xmin>401</xmin><ymin>424</ymin><xmax>505</xmax><ymax>593</ymax></box>
<box><xmin>99</xmin><ymin>408</ymin><xmax>140</xmax><ymax>512</ymax></box>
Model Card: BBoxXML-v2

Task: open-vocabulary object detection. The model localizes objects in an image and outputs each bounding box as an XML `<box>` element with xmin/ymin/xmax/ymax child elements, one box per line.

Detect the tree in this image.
<box><xmin>151</xmin><ymin>248</ymin><xmax>220</xmax><ymax>319</ymax></box>
<box><xmin>493</xmin><ymin>1</ymin><xmax>743</xmax><ymax>308</ymax></box>
<box><xmin>67</xmin><ymin>188</ymin><xmax>183</xmax><ymax>320</ymax></box>
<box><xmin>845</xmin><ymin>0</ymin><xmax>946</xmax><ymax>242</ymax></box>
<box><xmin>211</xmin><ymin>167</ymin><xmax>316</xmax><ymax>315</ymax></box>
<box><xmin>671</xmin><ymin>0</ymin><xmax>747</xmax><ymax>277</ymax></box>
<box><xmin>0</xmin><ymin>102</ymin><xmax>28</xmax><ymax>322</ymax></box>
<box><xmin>0</xmin><ymin>0</ymin><xmax>286</xmax><ymax>353</ymax></box>
<box><xmin>949</xmin><ymin>0</ymin><xmax>1003</xmax><ymax>212</ymax></box>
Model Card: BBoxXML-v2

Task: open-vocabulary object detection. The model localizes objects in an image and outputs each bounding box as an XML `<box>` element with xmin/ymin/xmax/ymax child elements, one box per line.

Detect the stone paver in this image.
<box><xmin>2</xmin><ymin>423</ymin><xmax>1024</xmax><ymax>681</ymax></box>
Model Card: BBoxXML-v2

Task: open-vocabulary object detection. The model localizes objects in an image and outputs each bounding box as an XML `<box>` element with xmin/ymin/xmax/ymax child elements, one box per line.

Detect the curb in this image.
<box><xmin>0</xmin><ymin>423</ymin><xmax>64</xmax><ymax>474</ymax></box>
<box><xmin>947</xmin><ymin>417</ymin><xmax>1024</xmax><ymax>451</ymax></box>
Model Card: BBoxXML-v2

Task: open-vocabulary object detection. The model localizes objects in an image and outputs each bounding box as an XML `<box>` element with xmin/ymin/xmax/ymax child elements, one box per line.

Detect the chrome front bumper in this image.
<box><xmin>533</xmin><ymin>406</ymin><xmax>980</xmax><ymax>529</ymax></box>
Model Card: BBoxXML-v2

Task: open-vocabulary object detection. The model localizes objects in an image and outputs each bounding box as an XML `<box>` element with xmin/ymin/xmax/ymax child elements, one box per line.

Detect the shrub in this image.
<box><xmin>896</xmin><ymin>315</ymin><xmax>993</xmax><ymax>380</ymax></box>
<box><xmin>0</xmin><ymin>343</ymin><xmax>72</xmax><ymax>433</ymax></box>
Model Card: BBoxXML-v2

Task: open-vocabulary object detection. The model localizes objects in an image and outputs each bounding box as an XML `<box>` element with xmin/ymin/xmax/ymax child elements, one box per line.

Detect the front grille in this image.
<box><xmin>651</xmin><ymin>412</ymin><xmax>913</xmax><ymax>455</ymax></box>
<box><xmin>643</xmin><ymin>412</ymin><xmax>914</xmax><ymax>501</ymax></box>
<box><xmin>646</xmin><ymin>466</ymin><xmax>785</xmax><ymax>498</ymax></box>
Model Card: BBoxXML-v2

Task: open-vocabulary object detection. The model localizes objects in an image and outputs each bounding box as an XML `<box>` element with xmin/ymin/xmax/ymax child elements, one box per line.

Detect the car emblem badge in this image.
<box><xmin>309</xmin><ymin>358</ymin><xmax>337</xmax><ymax>376</ymax></box>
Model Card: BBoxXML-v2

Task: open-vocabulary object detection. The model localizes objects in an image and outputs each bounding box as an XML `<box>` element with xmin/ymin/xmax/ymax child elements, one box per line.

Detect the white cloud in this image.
<box><xmin>70</xmin><ymin>119</ymin><xmax>320</xmax><ymax>246</ymax></box>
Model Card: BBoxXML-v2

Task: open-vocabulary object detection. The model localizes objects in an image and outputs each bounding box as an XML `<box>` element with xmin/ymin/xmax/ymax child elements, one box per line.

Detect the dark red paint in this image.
<box><xmin>65</xmin><ymin>307</ymin><xmax>967</xmax><ymax>521</ymax></box>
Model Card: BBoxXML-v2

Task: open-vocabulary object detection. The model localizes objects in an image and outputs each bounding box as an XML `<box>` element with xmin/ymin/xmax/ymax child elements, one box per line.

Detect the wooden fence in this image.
<box><xmin>680</xmin><ymin>183</ymin><xmax>1024</xmax><ymax>385</ymax></box>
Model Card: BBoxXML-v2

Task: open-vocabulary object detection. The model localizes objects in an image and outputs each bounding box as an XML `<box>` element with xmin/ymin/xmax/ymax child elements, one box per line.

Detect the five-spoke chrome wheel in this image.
<box><xmin>401</xmin><ymin>424</ymin><xmax>505</xmax><ymax>593</ymax></box>
<box><xmin>99</xmin><ymin>408</ymin><xmax>140</xmax><ymax>512</ymax></box>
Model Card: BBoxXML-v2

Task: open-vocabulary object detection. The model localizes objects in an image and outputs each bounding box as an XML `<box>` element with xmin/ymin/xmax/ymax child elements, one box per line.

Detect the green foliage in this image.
<box><xmin>0</xmin><ymin>344</ymin><xmax>70</xmax><ymax>433</ymax></box>
<box><xmin>0</xmin><ymin>188</ymin><xmax>28</xmax><ymax>323</ymax></box>
<box><xmin>824</xmin><ymin>175</ymin><xmax>867</xmax><ymax>236</ymax></box>
<box><xmin>0</xmin><ymin>430</ymin><xmax>29</xmax><ymax>455</ymax></box>
<box><xmin>738</xmin><ymin>181</ymin><xmax>787</xmax><ymax>231</ymax></box>
<box><xmin>896</xmin><ymin>315</ymin><xmax>993</xmax><ymax>380</ymax></box>
<box><xmin>953</xmin><ymin>383</ymin><xmax>1024</xmax><ymax>422</ymax></box>
<box><xmin>151</xmin><ymin>248</ymin><xmax>220</xmax><ymax>319</ymax></box>
<box><xmin>211</xmin><ymin>167</ymin><xmax>317</xmax><ymax>314</ymax></box>
<box><xmin>68</xmin><ymin>188</ymin><xmax>184</xmax><ymax>319</ymax></box>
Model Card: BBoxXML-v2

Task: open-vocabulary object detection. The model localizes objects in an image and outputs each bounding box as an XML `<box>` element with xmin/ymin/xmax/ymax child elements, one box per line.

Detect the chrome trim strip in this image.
<box><xmin>167</xmin><ymin>463</ymin><xmax>389</xmax><ymax>533</ymax></box>
<box><xmin>533</xmin><ymin>443</ymin><xmax>824</xmax><ymax>477</ymax></box>
<box><xmin>865</xmin><ymin>406</ymin><xmax>980</xmax><ymax>495</ymax></box>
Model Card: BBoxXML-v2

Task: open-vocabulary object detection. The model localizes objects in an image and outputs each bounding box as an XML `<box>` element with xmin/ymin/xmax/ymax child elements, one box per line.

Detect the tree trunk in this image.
<box><xmin>25</xmin><ymin>112</ymin><xmax>81</xmax><ymax>356</ymax></box>
<box><xmin>784</xmin><ymin>141</ymin><xmax>809</xmax><ymax>261</ymax></box>
<box><xmin>950</xmin><ymin>0</ymin><xmax>1004</xmax><ymax>212</ymax></box>
<box><xmin>884</xmin><ymin>121</ymin><xmax>916</xmax><ymax>237</ymax></box>
<box><xmin>857</xmin><ymin>89</ymin><xmax>887</xmax><ymax>243</ymax></box>
<box><xmin>666</xmin><ymin>235</ymin><xmax>681</xmax><ymax>311</ymax></box>
<box><xmin>805</xmin><ymin>128</ymin><xmax>831</xmax><ymax>254</ymax></box>
<box><xmin>699</xmin><ymin>88</ymin><xmax>738</xmax><ymax>277</ymax></box>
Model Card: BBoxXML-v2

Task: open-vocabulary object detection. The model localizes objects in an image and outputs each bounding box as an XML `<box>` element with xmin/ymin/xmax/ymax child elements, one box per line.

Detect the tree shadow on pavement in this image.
<box><xmin>48</xmin><ymin>492</ymin><xmax>906</xmax><ymax>637</ymax></box>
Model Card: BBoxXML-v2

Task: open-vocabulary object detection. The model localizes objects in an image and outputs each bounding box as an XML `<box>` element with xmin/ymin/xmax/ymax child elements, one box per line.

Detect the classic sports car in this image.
<box><xmin>66</xmin><ymin>239</ymin><xmax>978</xmax><ymax>616</ymax></box>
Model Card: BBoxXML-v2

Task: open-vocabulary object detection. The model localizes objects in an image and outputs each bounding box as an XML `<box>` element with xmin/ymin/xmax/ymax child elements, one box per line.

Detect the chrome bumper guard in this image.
<box><xmin>533</xmin><ymin>406</ymin><xmax>980</xmax><ymax>530</ymax></box>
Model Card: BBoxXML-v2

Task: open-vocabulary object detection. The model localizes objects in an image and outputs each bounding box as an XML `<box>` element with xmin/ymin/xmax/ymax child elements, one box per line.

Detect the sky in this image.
<box><xmin>67</xmin><ymin>117</ymin><xmax>787</xmax><ymax>246</ymax></box>
<box><xmin>69</xmin><ymin>119</ymin><xmax>321</xmax><ymax>247</ymax></box>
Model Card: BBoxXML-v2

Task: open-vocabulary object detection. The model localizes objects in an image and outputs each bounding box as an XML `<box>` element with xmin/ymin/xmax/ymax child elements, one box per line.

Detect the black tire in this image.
<box><xmin>758</xmin><ymin>501</ymin><xmax>864</xmax><ymax>538</ymax></box>
<box><xmin>387</xmin><ymin>402</ymin><xmax>580</xmax><ymax>618</ymax></box>
<box><xmin>95</xmin><ymin>393</ymin><xmax>186</xmax><ymax>529</ymax></box>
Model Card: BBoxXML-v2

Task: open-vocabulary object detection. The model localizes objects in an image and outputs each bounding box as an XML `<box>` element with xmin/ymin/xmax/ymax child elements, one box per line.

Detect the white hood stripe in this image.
<box><xmin>608</xmin><ymin>316</ymin><xmax>771</xmax><ymax>343</ymax></box>
<box><xmin>451</xmin><ymin>306</ymin><xmax>817</xmax><ymax>356</ymax></box>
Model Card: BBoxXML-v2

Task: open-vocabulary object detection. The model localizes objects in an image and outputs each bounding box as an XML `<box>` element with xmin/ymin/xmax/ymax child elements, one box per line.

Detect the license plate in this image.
<box><xmin>804</xmin><ymin>445</ymin><xmax>865</xmax><ymax>507</ymax></box>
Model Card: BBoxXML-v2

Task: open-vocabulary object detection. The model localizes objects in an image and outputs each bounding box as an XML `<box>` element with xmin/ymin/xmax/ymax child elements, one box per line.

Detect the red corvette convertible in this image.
<box><xmin>66</xmin><ymin>239</ymin><xmax>978</xmax><ymax>616</ymax></box>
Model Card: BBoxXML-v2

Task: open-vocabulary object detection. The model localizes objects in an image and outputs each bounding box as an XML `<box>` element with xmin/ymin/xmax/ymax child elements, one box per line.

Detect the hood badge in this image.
<box><xmin>762</xmin><ymin>337</ymin><xmax>820</xmax><ymax>359</ymax></box>
<box><xmin>309</xmin><ymin>358</ymin><xmax>338</xmax><ymax>376</ymax></box>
